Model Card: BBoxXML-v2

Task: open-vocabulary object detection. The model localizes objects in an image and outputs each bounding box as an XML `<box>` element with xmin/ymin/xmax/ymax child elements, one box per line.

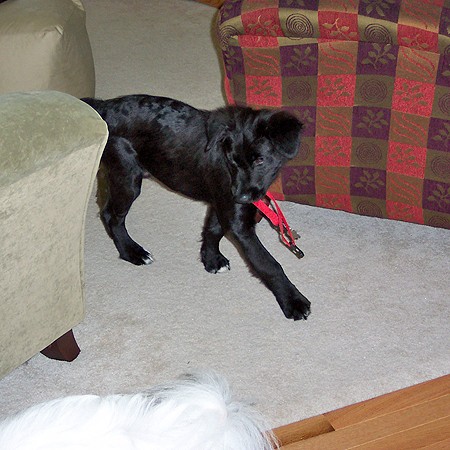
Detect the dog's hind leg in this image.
<box><xmin>201</xmin><ymin>207</ymin><xmax>230</xmax><ymax>273</ymax></box>
<box><xmin>100</xmin><ymin>137</ymin><xmax>153</xmax><ymax>265</ymax></box>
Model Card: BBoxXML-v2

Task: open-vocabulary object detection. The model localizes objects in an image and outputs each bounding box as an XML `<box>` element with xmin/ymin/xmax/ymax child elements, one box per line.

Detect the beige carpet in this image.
<box><xmin>0</xmin><ymin>0</ymin><xmax>449</xmax><ymax>430</ymax></box>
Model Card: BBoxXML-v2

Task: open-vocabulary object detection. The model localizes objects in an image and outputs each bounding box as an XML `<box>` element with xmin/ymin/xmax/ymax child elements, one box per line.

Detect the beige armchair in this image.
<box><xmin>0</xmin><ymin>0</ymin><xmax>101</xmax><ymax>377</ymax></box>
<box><xmin>0</xmin><ymin>91</ymin><xmax>108</xmax><ymax>378</ymax></box>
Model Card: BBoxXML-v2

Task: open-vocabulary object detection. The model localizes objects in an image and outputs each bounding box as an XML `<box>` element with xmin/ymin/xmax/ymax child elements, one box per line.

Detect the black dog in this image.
<box><xmin>83</xmin><ymin>95</ymin><xmax>311</xmax><ymax>320</ymax></box>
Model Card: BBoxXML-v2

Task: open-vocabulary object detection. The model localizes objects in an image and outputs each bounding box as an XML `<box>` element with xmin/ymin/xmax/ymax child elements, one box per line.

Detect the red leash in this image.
<box><xmin>253</xmin><ymin>192</ymin><xmax>304</xmax><ymax>259</ymax></box>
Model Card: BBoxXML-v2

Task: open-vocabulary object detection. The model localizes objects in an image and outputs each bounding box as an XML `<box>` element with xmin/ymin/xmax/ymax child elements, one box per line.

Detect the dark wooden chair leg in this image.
<box><xmin>41</xmin><ymin>329</ymin><xmax>80</xmax><ymax>362</ymax></box>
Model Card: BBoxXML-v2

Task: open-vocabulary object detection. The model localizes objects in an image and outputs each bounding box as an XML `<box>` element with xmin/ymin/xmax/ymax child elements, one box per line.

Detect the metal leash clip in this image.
<box><xmin>290</xmin><ymin>243</ymin><xmax>305</xmax><ymax>259</ymax></box>
<box><xmin>254</xmin><ymin>193</ymin><xmax>305</xmax><ymax>260</ymax></box>
<box><xmin>281</xmin><ymin>225</ymin><xmax>304</xmax><ymax>259</ymax></box>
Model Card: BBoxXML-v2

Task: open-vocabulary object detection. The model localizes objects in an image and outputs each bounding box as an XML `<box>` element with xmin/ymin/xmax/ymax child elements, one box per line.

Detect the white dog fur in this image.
<box><xmin>0</xmin><ymin>372</ymin><xmax>278</xmax><ymax>450</ymax></box>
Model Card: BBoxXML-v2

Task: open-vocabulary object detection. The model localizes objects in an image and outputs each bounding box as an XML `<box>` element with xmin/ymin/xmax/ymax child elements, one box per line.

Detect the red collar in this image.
<box><xmin>253</xmin><ymin>192</ymin><xmax>304</xmax><ymax>259</ymax></box>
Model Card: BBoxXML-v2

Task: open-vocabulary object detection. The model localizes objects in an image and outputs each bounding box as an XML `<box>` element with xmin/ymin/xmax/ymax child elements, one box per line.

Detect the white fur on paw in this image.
<box><xmin>143</xmin><ymin>253</ymin><xmax>154</xmax><ymax>264</ymax></box>
<box><xmin>216</xmin><ymin>265</ymin><xmax>230</xmax><ymax>273</ymax></box>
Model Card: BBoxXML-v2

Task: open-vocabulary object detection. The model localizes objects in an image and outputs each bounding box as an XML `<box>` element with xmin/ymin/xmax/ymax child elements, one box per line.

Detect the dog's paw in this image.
<box><xmin>119</xmin><ymin>244</ymin><xmax>154</xmax><ymax>266</ymax></box>
<box><xmin>202</xmin><ymin>253</ymin><xmax>230</xmax><ymax>274</ymax></box>
<box><xmin>278</xmin><ymin>291</ymin><xmax>311</xmax><ymax>321</ymax></box>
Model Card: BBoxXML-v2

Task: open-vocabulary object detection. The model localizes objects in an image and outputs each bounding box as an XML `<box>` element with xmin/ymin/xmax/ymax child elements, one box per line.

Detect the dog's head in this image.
<box><xmin>207</xmin><ymin>107</ymin><xmax>303</xmax><ymax>203</ymax></box>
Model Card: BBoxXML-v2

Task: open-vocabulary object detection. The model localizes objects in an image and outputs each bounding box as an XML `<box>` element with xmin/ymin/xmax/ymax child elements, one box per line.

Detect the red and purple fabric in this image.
<box><xmin>217</xmin><ymin>0</ymin><xmax>450</xmax><ymax>229</ymax></box>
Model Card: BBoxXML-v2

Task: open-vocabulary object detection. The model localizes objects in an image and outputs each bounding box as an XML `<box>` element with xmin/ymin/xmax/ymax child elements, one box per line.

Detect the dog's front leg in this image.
<box><xmin>201</xmin><ymin>207</ymin><xmax>230</xmax><ymax>273</ymax></box>
<box><xmin>228</xmin><ymin>205</ymin><xmax>311</xmax><ymax>320</ymax></box>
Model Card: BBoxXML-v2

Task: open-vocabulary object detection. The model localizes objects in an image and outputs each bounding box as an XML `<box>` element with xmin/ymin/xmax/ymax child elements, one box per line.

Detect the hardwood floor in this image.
<box><xmin>194</xmin><ymin>0</ymin><xmax>225</xmax><ymax>7</ymax></box>
<box><xmin>273</xmin><ymin>374</ymin><xmax>450</xmax><ymax>449</ymax></box>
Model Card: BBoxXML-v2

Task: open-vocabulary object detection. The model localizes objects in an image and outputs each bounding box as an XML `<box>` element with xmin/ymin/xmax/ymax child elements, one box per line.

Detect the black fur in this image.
<box><xmin>83</xmin><ymin>95</ymin><xmax>311</xmax><ymax>320</ymax></box>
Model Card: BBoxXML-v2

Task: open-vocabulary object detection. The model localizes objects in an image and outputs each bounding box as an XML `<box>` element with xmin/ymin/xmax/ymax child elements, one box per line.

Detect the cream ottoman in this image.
<box><xmin>0</xmin><ymin>0</ymin><xmax>95</xmax><ymax>97</ymax></box>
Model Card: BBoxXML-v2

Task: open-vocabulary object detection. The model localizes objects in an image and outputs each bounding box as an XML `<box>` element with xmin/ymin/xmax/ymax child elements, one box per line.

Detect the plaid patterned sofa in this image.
<box><xmin>216</xmin><ymin>0</ymin><xmax>450</xmax><ymax>229</ymax></box>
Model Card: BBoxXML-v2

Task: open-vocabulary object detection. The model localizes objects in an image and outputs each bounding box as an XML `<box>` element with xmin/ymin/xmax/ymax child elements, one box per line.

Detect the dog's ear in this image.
<box><xmin>264</xmin><ymin>111</ymin><xmax>303</xmax><ymax>159</ymax></box>
<box><xmin>205</xmin><ymin>125</ymin><xmax>231</xmax><ymax>153</ymax></box>
<box><xmin>205</xmin><ymin>114</ymin><xmax>233</xmax><ymax>153</ymax></box>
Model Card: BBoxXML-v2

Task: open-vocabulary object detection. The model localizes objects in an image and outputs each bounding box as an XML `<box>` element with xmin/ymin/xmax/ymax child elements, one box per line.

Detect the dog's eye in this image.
<box><xmin>254</xmin><ymin>157</ymin><xmax>264</xmax><ymax>166</ymax></box>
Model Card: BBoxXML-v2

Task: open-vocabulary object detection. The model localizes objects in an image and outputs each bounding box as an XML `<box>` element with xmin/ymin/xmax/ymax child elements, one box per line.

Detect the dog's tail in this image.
<box><xmin>143</xmin><ymin>371</ymin><xmax>279</xmax><ymax>450</ymax></box>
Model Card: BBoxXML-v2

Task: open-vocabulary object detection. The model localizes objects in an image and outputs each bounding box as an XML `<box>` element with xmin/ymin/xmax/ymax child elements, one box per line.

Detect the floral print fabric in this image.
<box><xmin>217</xmin><ymin>0</ymin><xmax>450</xmax><ymax>228</ymax></box>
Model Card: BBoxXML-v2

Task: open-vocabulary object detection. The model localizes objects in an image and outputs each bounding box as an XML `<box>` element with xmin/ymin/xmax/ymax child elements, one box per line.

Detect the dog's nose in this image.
<box><xmin>238</xmin><ymin>193</ymin><xmax>251</xmax><ymax>203</ymax></box>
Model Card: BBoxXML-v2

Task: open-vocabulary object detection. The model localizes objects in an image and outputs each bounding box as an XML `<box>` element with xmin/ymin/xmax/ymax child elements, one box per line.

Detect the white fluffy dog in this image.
<box><xmin>0</xmin><ymin>372</ymin><xmax>278</xmax><ymax>450</ymax></box>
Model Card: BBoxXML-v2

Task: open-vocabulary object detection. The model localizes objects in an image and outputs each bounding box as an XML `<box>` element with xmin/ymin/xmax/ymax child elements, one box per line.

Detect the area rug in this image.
<box><xmin>0</xmin><ymin>0</ymin><xmax>448</xmax><ymax>430</ymax></box>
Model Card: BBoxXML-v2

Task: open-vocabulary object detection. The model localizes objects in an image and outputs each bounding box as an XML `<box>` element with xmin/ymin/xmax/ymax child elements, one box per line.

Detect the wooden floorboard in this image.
<box><xmin>273</xmin><ymin>374</ymin><xmax>450</xmax><ymax>449</ymax></box>
<box><xmin>194</xmin><ymin>0</ymin><xmax>225</xmax><ymax>7</ymax></box>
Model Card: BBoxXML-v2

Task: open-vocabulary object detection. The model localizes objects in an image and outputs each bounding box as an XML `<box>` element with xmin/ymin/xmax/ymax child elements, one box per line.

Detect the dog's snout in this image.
<box><xmin>236</xmin><ymin>189</ymin><xmax>266</xmax><ymax>204</ymax></box>
<box><xmin>238</xmin><ymin>193</ymin><xmax>251</xmax><ymax>203</ymax></box>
